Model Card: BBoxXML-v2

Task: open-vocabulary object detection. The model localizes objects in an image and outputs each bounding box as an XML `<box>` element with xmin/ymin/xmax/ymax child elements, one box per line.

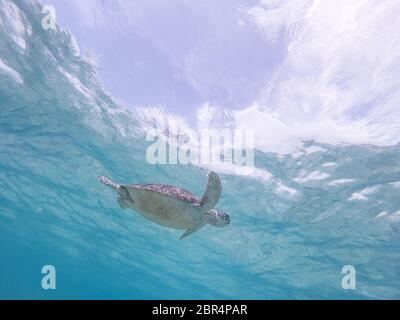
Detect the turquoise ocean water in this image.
<box><xmin>1</xmin><ymin>0</ymin><xmax>400</xmax><ymax>299</ymax></box>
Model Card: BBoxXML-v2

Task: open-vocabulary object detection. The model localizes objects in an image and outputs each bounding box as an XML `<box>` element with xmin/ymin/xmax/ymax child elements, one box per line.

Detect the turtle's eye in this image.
<box><xmin>223</xmin><ymin>214</ymin><xmax>230</xmax><ymax>223</ymax></box>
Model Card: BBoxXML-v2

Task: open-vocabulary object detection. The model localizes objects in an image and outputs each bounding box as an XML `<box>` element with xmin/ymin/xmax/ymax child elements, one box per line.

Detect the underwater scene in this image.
<box><xmin>1</xmin><ymin>0</ymin><xmax>400</xmax><ymax>299</ymax></box>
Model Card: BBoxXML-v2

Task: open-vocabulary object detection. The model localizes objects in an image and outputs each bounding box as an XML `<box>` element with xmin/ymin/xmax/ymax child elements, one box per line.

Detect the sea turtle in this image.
<box><xmin>97</xmin><ymin>172</ymin><xmax>230</xmax><ymax>239</ymax></box>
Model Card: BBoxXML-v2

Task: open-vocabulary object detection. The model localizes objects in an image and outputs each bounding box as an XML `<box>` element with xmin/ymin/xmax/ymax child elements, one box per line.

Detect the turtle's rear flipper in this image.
<box><xmin>179</xmin><ymin>223</ymin><xmax>204</xmax><ymax>240</ymax></box>
<box><xmin>117</xmin><ymin>196</ymin><xmax>128</xmax><ymax>209</ymax></box>
<box><xmin>97</xmin><ymin>176</ymin><xmax>120</xmax><ymax>190</ymax></box>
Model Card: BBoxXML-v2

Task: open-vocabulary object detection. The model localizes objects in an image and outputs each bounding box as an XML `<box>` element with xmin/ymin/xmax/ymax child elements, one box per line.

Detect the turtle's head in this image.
<box><xmin>204</xmin><ymin>209</ymin><xmax>230</xmax><ymax>228</ymax></box>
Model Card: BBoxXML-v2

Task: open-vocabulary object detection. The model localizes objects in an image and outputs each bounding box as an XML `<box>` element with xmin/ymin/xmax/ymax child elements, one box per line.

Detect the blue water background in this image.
<box><xmin>1</xmin><ymin>0</ymin><xmax>400</xmax><ymax>299</ymax></box>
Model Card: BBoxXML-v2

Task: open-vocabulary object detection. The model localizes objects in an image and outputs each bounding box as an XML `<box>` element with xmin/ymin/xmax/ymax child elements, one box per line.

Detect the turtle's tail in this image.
<box><xmin>97</xmin><ymin>176</ymin><xmax>120</xmax><ymax>190</ymax></box>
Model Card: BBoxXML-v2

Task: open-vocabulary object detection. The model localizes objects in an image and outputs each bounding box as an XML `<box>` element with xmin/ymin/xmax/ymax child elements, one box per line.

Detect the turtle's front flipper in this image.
<box><xmin>199</xmin><ymin>171</ymin><xmax>222</xmax><ymax>212</ymax></box>
<box><xmin>180</xmin><ymin>223</ymin><xmax>204</xmax><ymax>240</ymax></box>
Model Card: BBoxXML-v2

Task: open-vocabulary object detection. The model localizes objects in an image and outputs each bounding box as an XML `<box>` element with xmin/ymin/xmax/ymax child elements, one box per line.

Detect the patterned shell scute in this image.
<box><xmin>132</xmin><ymin>184</ymin><xmax>200</xmax><ymax>204</ymax></box>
